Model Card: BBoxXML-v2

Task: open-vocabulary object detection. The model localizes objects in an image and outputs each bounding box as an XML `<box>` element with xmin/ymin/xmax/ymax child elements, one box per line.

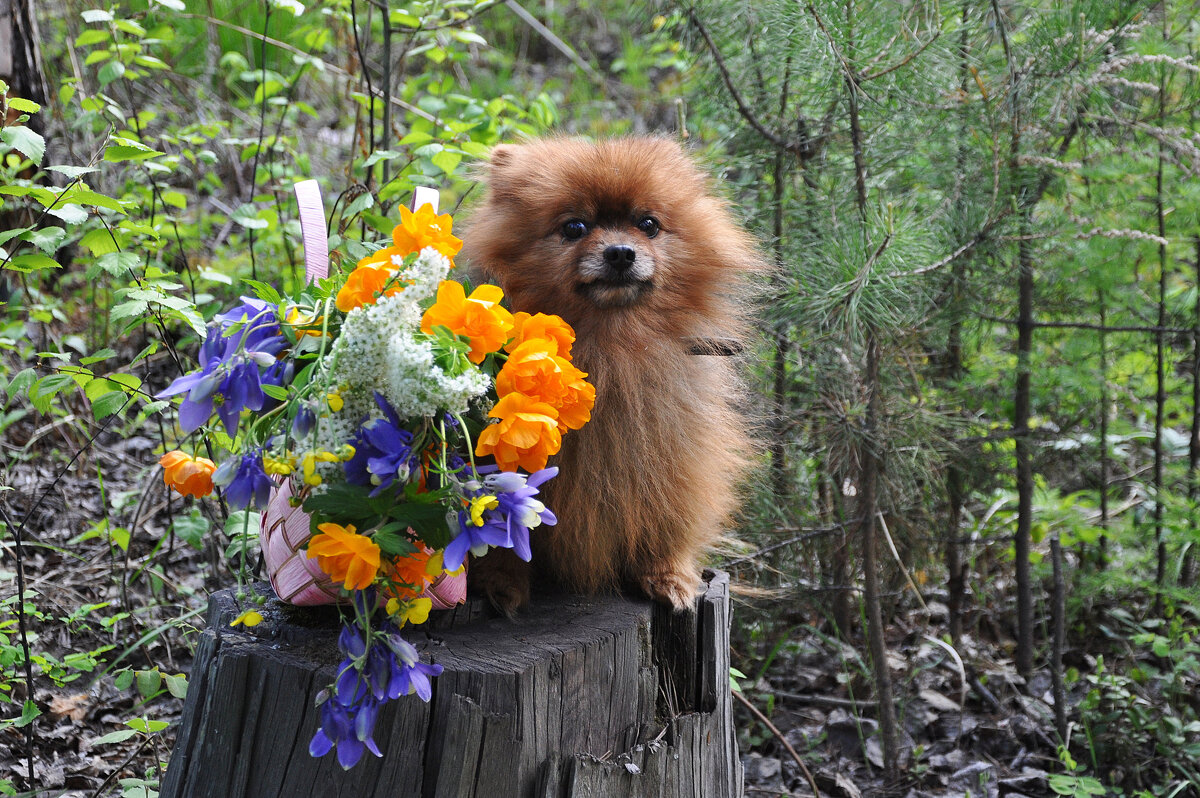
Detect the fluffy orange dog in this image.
<box><xmin>463</xmin><ymin>137</ymin><xmax>763</xmax><ymax>612</ymax></box>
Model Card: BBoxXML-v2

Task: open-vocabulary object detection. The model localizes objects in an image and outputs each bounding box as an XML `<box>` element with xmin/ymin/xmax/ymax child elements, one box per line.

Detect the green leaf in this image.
<box><xmin>362</xmin><ymin>149</ymin><xmax>402</xmax><ymax>168</ymax></box>
<box><xmin>92</xmin><ymin>729</ymin><xmax>139</xmax><ymax>746</ymax></box>
<box><xmin>29</xmin><ymin>373</ymin><xmax>76</xmax><ymax>413</ymax></box>
<box><xmin>6</xmin><ymin>253</ymin><xmax>61</xmax><ymax>273</ymax></box>
<box><xmin>134</xmin><ymin>670</ymin><xmax>162</xmax><ymax>699</ymax></box>
<box><xmin>81</xmin><ymin>348</ymin><xmax>118</xmax><ymax>365</ymax></box>
<box><xmin>21</xmin><ymin>226</ymin><xmax>65</xmax><ymax>254</ymax></box>
<box><xmin>46</xmin><ymin>204</ymin><xmax>89</xmax><ymax>225</ymax></box>
<box><xmin>114</xmin><ymin>670</ymin><xmax>135</xmax><ymax>691</ymax></box>
<box><xmin>172</xmin><ymin>510</ymin><xmax>210</xmax><ymax>550</ymax></box>
<box><xmin>261</xmin><ymin>383</ymin><xmax>288</xmax><ymax>401</ymax></box>
<box><xmin>7</xmin><ymin>97</ymin><xmax>40</xmax><ymax>114</ymax></box>
<box><xmin>343</xmin><ymin>192</ymin><xmax>374</xmax><ymax>216</ymax></box>
<box><xmin>80</xmin><ymin>228</ymin><xmax>121</xmax><ymax>257</ymax></box>
<box><xmin>97</xmin><ymin>60</ymin><xmax>126</xmax><ymax>86</ymax></box>
<box><xmin>161</xmin><ymin>190</ymin><xmax>187</xmax><ymax>209</ymax></box>
<box><xmin>303</xmin><ymin>482</ymin><xmax>393</xmax><ymax>523</ymax></box>
<box><xmin>0</xmin><ymin>126</ymin><xmax>46</xmax><ymax>166</ymax></box>
<box><xmin>0</xmin><ymin>227</ymin><xmax>31</xmax><ymax>248</ymax></box>
<box><xmin>430</xmin><ymin>150</ymin><xmax>462</xmax><ymax>175</ymax></box>
<box><xmin>232</xmin><ymin>204</ymin><xmax>269</xmax><ymax>230</ymax></box>
<box><xmin>75</xmin><ymin>29</ymin><xmax>111</xmax><ymax>47</ymax></box>
<box><xmin>95</xmin><ymin>252</ymin><xmax>141</xmax><ymax>277</ymax></box>
<box><xmin>164</xmin><ymin>673</ymin><xmax>189</xmax><ymax>699</ymax></box>
<box><xmin>4</xmin><ymin>368</ymin><xmax>37</xmax><ymax>403</ymax></box>
<box><xmin>104</xmin><ymin>144</ymin><xmax>164</xmax><ymax>163</ymax></box>
<box><xmin>108</xmin><ymin>526</ymin><xmax>130</xmax><ymax>551</ymax></box>
<box><xmin>151</xmin><ymin>0</ymin><xmax>187</xmax><ymax>9</ymax></box>
<box><xmin>62</xmin><ymin>188</ymin><xmax>124</xmax><ymax>213</ymax></box>
<box><xmin>387</xmin><ymin>501</ymin><xmax>451</xmax><ymax>548</ymax></box>
<box><xmin>81</xmin><ymin>9</ymin><xmax>113</xmax><ymax>22</ymax></box>
<box><xmin>91</xmin><ymin>391</ymin><xmax>128</xmax><ymax>420</ymax></box>
<box><xmin>241</xmin><ymin>278</ymin><xmax>282</xmax><ymax>305</ymax></box>
<box><xmin>45</xmin><ymin>164</ymin><xmax>96</xmax><ymax>177</ymax></box>
<box><xmin>126</xmin><ymin>717</ymin><xmax>169</xmax><ymax>734</ymax></box>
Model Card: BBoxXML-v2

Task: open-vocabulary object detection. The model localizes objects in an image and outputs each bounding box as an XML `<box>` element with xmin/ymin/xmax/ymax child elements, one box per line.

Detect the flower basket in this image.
<box><xmin>261</xmin><ymin>475</ymin><xmax>467</xmax><ymax>608</ymax></box>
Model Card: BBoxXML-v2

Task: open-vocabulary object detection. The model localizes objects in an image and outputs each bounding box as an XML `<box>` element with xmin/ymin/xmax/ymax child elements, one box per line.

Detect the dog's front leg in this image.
<box><xmin>469</xmin><ymin>547</ymin><xmax>532</xmax><ymax>616</ymax></box>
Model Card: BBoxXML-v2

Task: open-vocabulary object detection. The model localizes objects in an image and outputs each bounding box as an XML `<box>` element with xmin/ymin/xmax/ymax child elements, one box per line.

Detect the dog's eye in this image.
<box><xmin>562</xmin><ymin>219</ymin><xmax>589</xmax><ymax>241</ymax></box>
<box><xmin>636</xmin><ymin>216</ymin><xmax>660</xmax><ymax>238</ymax></box>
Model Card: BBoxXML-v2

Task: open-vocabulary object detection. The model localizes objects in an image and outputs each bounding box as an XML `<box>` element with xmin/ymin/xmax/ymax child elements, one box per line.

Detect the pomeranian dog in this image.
<box><xmin>462</xmin><ymin>137</ymin><xmax>763</xmax><ymax>613</ymax></box>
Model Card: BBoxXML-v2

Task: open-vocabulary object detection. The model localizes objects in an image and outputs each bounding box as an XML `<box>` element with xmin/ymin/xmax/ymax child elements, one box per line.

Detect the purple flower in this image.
<box><xmin>292</xmin><ymin>404</ymin><xmax>316</xmax><ymax>438</ymax></box>
<box><xmin>443</xmin><ymin>466</ymin><xmax>558</xmax><ymax>569</ymax></box>
<box><xmin>443</xmin><ymin>512</ymin><xmax>511</xmax><ymax>572</ymax></box>
<box><xmin>344</xmin><ymin>393</ymin><xmax>420</xmax><ymax>497</ymax></box>
<box><xmin>215</xmin><ymin>296</ymin><xmax>287</xmax><ymax>356</ymax></box>
<box><xmin>310</xmin><ymin>621</ymin><xmax>442</xmax><ymax>769</ymax></box>
<box><xmin>212</xmin><ymin>451</ymin><xmax>272</xmax><ymax>510</ymax></box>
<box><xmin>155</xmin><ymin>298</ymin><xmax>290</xmax><ymax>436</ymax></box>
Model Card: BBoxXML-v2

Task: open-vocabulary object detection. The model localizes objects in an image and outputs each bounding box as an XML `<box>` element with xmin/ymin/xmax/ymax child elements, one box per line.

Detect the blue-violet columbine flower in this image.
<box><xmin>344</xmin><ymin>393</ymin><xmax>421</xmax><ymax>496</ymax></box>
<box><xmin>212</xmin><ymin>451</ymin><xmax>273</xmax><ymax>510</ymax></box>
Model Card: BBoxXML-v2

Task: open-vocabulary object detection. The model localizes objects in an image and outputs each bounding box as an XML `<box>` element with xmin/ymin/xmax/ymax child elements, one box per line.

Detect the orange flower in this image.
<box><xmin>383</xmin><ymin>547</ymin><xmax>435</xmax><ymax>599</ymax></box>
<box><xmin>306</xmin><ymin>523</ymin><xmax>381</xmax><ymax>591</ymax></box>
<box><xmin>335</xmin><ymin>261</ymin><xmax>404</xmax><ymax>312</ymax></box>
<box><xmin>475</xmin><ymin>392</ymin><xmax>562</xmax><ymax>472</ymax></box>
<box><xmin>496</xmin><ymin>340</ymin><xmax>595</xmax><ymax>431</ymax></box>
<box><xmin>421</xmin><ymin>281</ymin><xmax>515</xmax><ymax>364</ymax></box>
<box><xmin>505</xmin><ymin>312</ymin><xmax>575</xmax><ymax>358</ymax></box>
<box><xmin>159</xmin><ymin>450</ymin><xmax>216</xmax><ymax>498</ymax></box>
<box><xmin>392</xmin><ymin>203</ymin><xmax>462</xmax><ymax>261</ymax></box>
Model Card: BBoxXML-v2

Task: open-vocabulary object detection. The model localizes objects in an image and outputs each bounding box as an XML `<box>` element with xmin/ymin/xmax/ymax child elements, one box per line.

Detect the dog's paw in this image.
<box><xmin>639</xmin><ymin>566</ymin><xmax>701</xmax><ymax>612</ymax></box>
<box><xmin>468</xmin><ymin>549</ymin><xmax>531</xmax><ymax>617</ymax></box>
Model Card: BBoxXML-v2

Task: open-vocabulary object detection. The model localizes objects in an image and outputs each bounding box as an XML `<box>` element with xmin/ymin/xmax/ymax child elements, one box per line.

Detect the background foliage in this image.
<box><xmin>4</xmin><ymin>0</ymin><xmax>1200</xmax><ymax>796</ymax></box>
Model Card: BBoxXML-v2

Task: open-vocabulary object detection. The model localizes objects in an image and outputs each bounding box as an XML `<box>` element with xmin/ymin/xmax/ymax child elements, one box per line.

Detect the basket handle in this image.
<box><xmin>292</xmin><ymin>181</ymin><xmax>442</xmax><ymax>286</ymax></box>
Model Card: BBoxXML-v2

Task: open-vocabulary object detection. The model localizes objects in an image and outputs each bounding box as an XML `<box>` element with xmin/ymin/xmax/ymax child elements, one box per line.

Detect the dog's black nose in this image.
<box><xmin>603</xmin><ymin>244</ymin><xmax>637</xmax><ymax>271</ymax></box>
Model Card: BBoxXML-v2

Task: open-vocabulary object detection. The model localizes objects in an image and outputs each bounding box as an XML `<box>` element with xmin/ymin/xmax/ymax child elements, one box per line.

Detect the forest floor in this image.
<box><xmin>0</xmin><ymin>415</ymin><xmax>1178</xmax><ymax>798</ymax></box>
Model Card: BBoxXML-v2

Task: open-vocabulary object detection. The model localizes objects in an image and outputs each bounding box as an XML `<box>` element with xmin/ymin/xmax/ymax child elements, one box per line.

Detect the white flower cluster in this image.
<box><xmin>313</xmin><ymin>248</ymin><xmax>490</xmax><ymax>462</ymax></box>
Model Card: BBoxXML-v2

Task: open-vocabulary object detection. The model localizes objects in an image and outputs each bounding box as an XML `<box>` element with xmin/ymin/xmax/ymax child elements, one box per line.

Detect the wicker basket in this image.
<box><xmin>260</xmin><ymin>477</ymin><xmax>467</xmax><ymax>608</ymax></box>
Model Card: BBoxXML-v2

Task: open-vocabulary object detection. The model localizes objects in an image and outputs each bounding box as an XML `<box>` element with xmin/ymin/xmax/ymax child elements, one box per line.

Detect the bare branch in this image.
<box><xmin>685</xmin><ymin>7</ymin><xmax>806</xmax><ymax>158</ymax></box>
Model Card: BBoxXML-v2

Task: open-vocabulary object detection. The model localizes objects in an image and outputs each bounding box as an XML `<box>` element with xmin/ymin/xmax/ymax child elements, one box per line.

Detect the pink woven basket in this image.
<box><xmin>259</xmin><ymin>183</ymin><xmax>467</xmax><ymax>609</ymax></box>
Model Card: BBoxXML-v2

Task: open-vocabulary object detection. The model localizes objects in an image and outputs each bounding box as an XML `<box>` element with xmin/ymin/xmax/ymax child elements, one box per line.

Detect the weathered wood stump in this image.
<box><xmin>162</xmin><ymin>571</ymin><xmax>741</xmax><ymax>798</ymax></box>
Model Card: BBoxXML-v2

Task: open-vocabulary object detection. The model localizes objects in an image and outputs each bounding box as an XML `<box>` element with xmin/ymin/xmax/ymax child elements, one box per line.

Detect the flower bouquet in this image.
<box><xmin>155</xmin><ymin>199</ymin><xmax>594</xmax><ymax>769</ymax></box>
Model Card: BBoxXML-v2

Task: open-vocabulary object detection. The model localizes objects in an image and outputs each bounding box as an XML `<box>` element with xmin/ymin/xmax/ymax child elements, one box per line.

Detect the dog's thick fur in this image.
<box><xmin>462</xmin><ymin>137</ymin><xmax>763</xmax><ymax>612</ymax></box>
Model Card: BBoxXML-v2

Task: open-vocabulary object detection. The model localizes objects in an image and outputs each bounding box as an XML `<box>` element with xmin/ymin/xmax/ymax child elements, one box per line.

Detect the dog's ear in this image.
<box><xmin>488</xmin><ymin>144</ymin><xmax>518</xmax><ymax>172</ymax></box>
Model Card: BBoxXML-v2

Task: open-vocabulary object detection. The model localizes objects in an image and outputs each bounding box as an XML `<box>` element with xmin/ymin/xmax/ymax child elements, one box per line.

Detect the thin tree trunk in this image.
<box><xmin>843</xmin><ymin>5</ymin><xmax>899</xmax><ymax>771</ymax></box>
<box><xmin>1154</xmin><ymin>56</ymin><xmax>1168</xmax><ymax>613</ymax></box>
<box><xmin>859</xmin><ymin>334</ymin><xmax>898</xmax><ymax>776</ymax></box>
<box><xmin>992</xmin><ymin>0</ymin><xmax>1035</xmax><ymax>679</ymax></box>
<box><xmin>945</xmin><ymin>0</ymin><xmax>972</xmax><ymax>646</ymax></box>
<box><xmin>770</xmin><ymin>61</ymin><xmax>793</xmax><ymax>500</ymax></box>
<box><xmin>1050</xmin><ymin>534</ymin><xmax>1067</xmax><ymax>742</ymax></box>
<box><xmin>1014</xmin><ymin>210</ymin><xmax>1036</xmax><ymax>680</ymax></box>
<box><xmin>1098</xmin><ymin>289</ymin><xmax>1110</xmax><ymax>568</ymax></box>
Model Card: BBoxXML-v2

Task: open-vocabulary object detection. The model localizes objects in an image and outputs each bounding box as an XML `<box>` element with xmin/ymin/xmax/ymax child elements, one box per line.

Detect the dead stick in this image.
<box><xmin>734</xmin><ymin>689</ymin><xmax>821</xmax><ymax>797</ymax></box>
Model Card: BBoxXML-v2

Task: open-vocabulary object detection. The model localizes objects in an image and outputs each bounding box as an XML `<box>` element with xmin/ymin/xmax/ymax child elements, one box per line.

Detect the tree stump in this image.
<box><xmin>162</xmin><ymin>571</ymin><xmax>742</xmax><ymax>798</ymax></box>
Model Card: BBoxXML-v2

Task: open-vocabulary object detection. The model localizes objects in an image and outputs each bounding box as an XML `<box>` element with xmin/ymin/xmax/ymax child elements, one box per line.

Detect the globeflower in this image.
<box><xmin>505</xmin><ymin>312</ymin><xmax>575</xmax><ymax>358</ymax></box>
<box><xmin>335</xmin><ymin>262</ymin><xmax>403</xmax><ymax>313</ymax></box>
<box><xmin>496</xmin><ymin>339</ymin><xmax>595</xmax><ymax>431</ymax></box>
<box><xmin>474</xmin><ymin>391</ymin><xmax>562</xmax><ymax>473</ymax></box>
<box><xmin>306</xmin><ymin>523</ymin><xmax>381</xmax><ymax>591</ymax></box>
<box><xmin>390</xmin><ymin>203</ymin><xmax>462</xmax><ymax>261</ymax></box>
<box><xmin>159</xmin><ymin>450</ymin><xmax>216</xmax><ymax>498</ymax></box>
<box><xmin>420</xmin><ymin>281</ymin><xmax>514</xmax><ymax>364</ymax></box>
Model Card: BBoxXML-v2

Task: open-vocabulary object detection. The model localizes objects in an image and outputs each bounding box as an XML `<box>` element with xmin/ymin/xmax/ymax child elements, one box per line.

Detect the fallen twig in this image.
<box><xmin>734</xmin><ymin>689</ymin><xmax>822</xmax><ymax>797</ymax></box>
